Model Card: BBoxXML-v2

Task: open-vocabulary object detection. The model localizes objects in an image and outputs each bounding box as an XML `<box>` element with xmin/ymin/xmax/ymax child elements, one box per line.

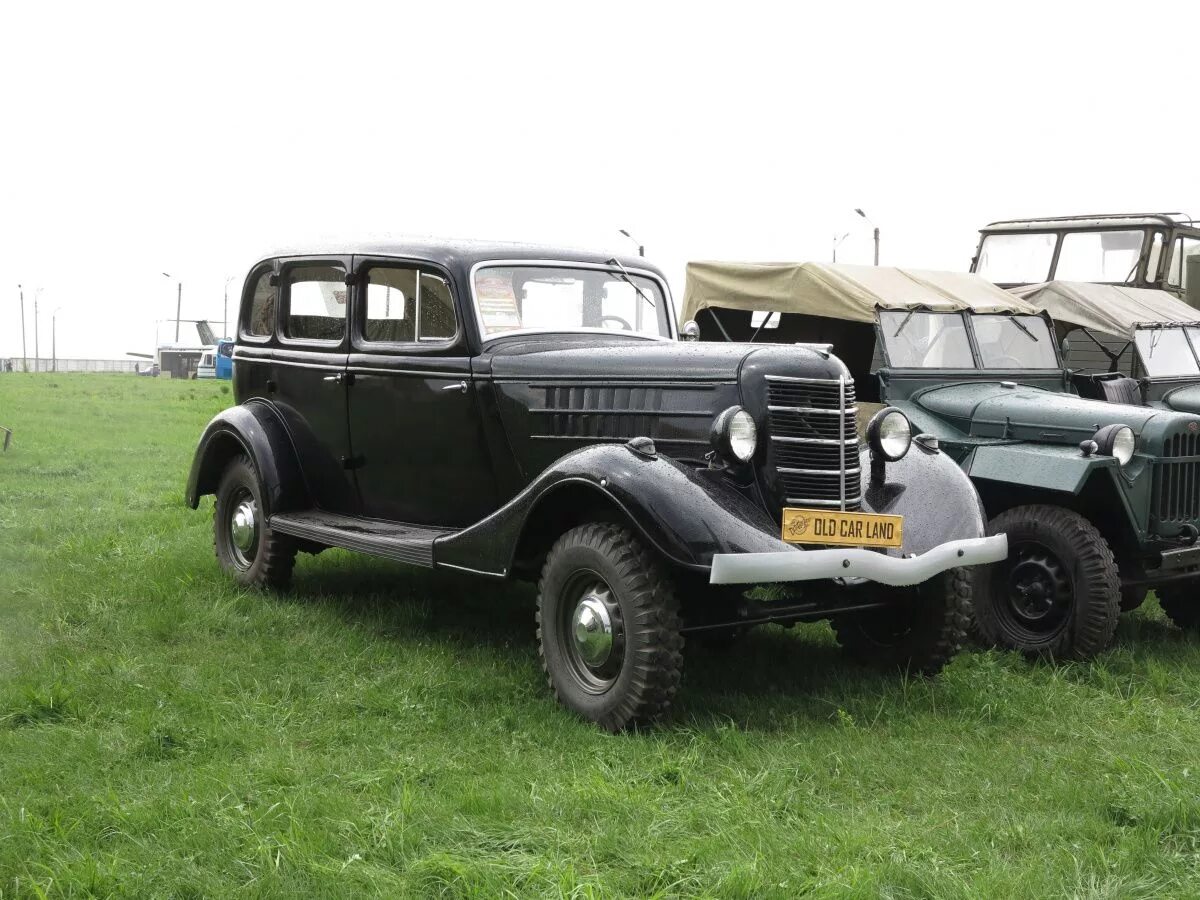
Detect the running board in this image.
<box><xmin>268</xmin><ymin>510</ymin><xmax>455</xmax><ymax>567</ymax></box>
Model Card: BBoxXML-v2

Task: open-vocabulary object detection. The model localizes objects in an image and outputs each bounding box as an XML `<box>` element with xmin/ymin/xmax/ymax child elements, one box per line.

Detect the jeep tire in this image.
<box><xmin>1156</xmin><ymin>586</ymin><xmax>1200</xmax><ymax>630</ymax></box>
<box><xmin>833</xmin><ymin>568</ymin><xmax>970</xmax><ymax>675</ymax></box>
<box><xmin>213</xmin><ymin>455</ymin><xmax>296</xmax><ymax>590</ymax></box>
<box><xmin>537</xmin><ymin>523</ymin><xmax>683</xmax><ymax>731</ymax></box>
<box><xmin>975</xmin><ymin>505</ymin><xmax>1119</xmax><ymax>659</ymax></box>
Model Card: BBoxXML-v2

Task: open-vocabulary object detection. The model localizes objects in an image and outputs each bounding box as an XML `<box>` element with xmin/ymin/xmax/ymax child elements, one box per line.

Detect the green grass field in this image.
<box><xmin>4</xmin><ymin>375</ymin><xmax>1200</xmax><ymax>897</ymax></box>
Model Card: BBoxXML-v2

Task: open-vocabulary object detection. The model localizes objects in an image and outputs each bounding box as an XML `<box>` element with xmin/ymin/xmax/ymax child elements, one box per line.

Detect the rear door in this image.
<box><xmin>272</xmin><ymin>257</ymin><xmax>357</xmax><ymax>514</ymax></box>
<box><xmin>347</xmin><ymin>257</ymin><xmax>497</xmax><ymax>526</ymax></box>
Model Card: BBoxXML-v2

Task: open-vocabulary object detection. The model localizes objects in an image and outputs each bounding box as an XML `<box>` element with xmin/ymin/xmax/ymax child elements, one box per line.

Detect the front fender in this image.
<box><xmin>433</xmin><ymin>443</ymin><xmax>785</xmax><ymax>576</ymax></box>
<box><xmin>185</xmin><ymin>401</ymin><xmax>308</xmax><ymax>515</ymax></box>
<box><xmin>961</xmin><ymin>443</ymin><xmax>1115</xmax><ymax>494</ymax></box>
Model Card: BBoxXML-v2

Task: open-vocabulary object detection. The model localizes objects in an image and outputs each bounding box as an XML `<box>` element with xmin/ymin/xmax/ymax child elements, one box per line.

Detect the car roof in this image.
<box><xmin>981</xmin><ymin>213</ymin><xmax>1195</xmax><ymax>233</ymax></box>
<box><xmin>251</xmin><ymin>237</ymin><xmax>663</xmax><ymax>278</ymax></box>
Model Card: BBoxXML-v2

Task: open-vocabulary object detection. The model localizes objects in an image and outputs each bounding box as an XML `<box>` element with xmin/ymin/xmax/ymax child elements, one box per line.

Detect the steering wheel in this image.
<box><xmin>599</xmin><ymin>314</ymin><xmax>633</xmax><ymax>331</ymax></box>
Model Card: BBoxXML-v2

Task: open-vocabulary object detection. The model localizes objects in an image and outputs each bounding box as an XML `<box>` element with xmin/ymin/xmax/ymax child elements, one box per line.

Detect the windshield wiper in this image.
<box><xmin>892</xmin><ymin>309</ymin><xmax>917</xmax><ymax>337</ymax></box>
<box><xmin>605</xmin><ymin>257</ymin><xmax>656</xmax><ymax>310</ymax></box>
<box><xmin>1009</xmin><ymin>317</ymin><xmax>1038</xmax><ymax>342</ymax></box>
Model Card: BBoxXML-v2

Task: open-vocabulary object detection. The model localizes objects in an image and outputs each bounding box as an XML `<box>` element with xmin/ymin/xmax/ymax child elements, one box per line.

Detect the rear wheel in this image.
<box><xmin>536</xmin><ymin>523</ymin><xmax>683</xmax><ymax>731</ymax></box>
<box><xmin>213</xmin><ymin>456</ymin><xmax>296</xmax><ymax>590</ymax></box>
<box><xmin>833</xmin><ymin>568</ymin><xmax>970</xmax><ymax>675</ymax></box>
<box><xmin>1157</xmin><ymin>585</ymin><xmax>1200</xmax><ymax>630</ymax></box>
<box><xmin>974</xmin><ymin>505</ymin><xmax>1119</xmax><ymax>659</ymax></box>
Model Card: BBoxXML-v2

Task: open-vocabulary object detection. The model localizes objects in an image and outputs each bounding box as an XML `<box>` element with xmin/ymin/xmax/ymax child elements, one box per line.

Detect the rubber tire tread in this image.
<box><xmin>536</xmin><ymin>523</ymin><xmax>683</xmax><ymax>732</ymax></box>
<box><xmin>974</xmin><ymin>504</ymin><xmax>1119</xmax><ymax>660</ymax></box>
<box><xmin>213</xmin><ymin>455</ymin><xmax>296</xmax><ymax>591</ymax></box>
<box><xmin>833</xmin><ymin>568</ymin><xmax>971</xmax><ymax>676</ymax></box>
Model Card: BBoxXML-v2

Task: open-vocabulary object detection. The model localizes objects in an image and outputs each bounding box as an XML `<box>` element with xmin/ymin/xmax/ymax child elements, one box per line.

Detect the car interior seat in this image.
<box><xmin>1098</xmin><ymin>376</ymin><xmax>1142</xmax><ymax>406</ymax></box>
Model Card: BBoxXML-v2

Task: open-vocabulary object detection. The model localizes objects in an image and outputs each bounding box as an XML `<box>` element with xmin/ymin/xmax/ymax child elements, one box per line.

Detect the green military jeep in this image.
<box><xmin>683</xmin><ymin>261</ymin><xmax>1200</xmax><ymax>658</ymax></box>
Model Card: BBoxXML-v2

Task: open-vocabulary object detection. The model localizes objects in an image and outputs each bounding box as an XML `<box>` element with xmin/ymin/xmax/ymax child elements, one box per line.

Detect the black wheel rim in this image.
<box><xmin>226</xmin><ymin>486</ymin><xmax>259</xmax><ymax>570</ymax></box>
<box><xmin>995</xmin><ymin>540</ymin><xmax>1073</xmax><ymax>640</ymax></box>
<box><xmin>559</xmin><ymin>569</ymin><xmax>626</xmax><ymax>695</ymax></box>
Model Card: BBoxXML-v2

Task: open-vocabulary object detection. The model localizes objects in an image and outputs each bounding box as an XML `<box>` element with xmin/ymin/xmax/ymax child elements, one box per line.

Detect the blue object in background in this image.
<box><xmin>215</xmin><ymin>339</ymin><xmax>234</xmax><ymax>380</ymax></box>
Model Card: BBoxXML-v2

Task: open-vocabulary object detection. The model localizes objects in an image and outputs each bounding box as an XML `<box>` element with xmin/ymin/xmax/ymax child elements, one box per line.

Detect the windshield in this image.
<box><xmin>879</xmin><ymin>311</ymin><xmax>974</xmax><ymax>368</ymax></box>
<box><xmin>1055</xmin><ymin>230</ymin><xmax>1144</xmax><ymax>283</ymax></box>
<box><xmin>473</xmin><ymin>265</ymin><xmax>671</xmax><ymax>339</ymax></box>
<box><xmin>973</xmin><ymin>314</ymin><xmax>1058</xmax><ymax>368</ymax></box>
<box><xmin>1135</xmin><ymin>327</ymin><xmax>1200</xmax><ymax>377</ymax></box>
<box><xmin>975</xmin><ymin>233</ymin><xmax>1056</xmax><ymax>284</ymax></box>
<box><xmin>880</xmin><ymin>311</ymin><xmax>1059</xmax><ymax>370</ymax></box>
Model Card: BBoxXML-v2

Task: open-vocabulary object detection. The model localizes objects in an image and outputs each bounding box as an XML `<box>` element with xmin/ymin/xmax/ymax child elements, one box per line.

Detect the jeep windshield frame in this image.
<box><xmin>469</xmin><ymin>259</ymin><xmax>676</xmax><ymax>344</ymax></box>
<box><xmin>878</xmin><ymin>310</ymin><xmax>1062</xmax><ymax>373</ymax></box>
<box><xmin>1134</xmin><ymin>324</ymin><xmax>1200</xmax><ymax>378</ymax></box>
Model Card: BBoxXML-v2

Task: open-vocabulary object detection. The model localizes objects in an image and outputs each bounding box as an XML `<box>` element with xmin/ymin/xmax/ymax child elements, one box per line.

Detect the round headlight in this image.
<box><xmin>1093</xmin><ymin>423</ymin><xmax>1135</xmax><ymax>466</ymax></box>
<box><xmin>711</xmin><ymin>406</ymin><xmax>757</xmax><ymax>463</ymax></box>
<box><xmin>868</xmin><ymin>407</ymin><xmax>912</xmax><ymax>462</ymax></box>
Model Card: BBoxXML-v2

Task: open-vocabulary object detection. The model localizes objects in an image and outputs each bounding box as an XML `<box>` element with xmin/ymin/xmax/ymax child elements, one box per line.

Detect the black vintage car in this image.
<box><xmin>186</xmin><ymin>240</ymin><xmax>1007</xmax><ymax>730</ymax></box>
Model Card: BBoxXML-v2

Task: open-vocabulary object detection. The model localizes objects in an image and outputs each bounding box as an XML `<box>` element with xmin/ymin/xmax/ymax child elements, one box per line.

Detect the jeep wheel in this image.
<box><xmin>833</xmin><ymin>568</ymin><xmax>970</xmax><ymax>675</ymax></box>
<box><xmin>536</xmin><ymin>523</ymin><xmax>683</xmax><ymax>731</ymax></box>
<box><xmin>213</xmin><ymin>456</ymin><xmax>296</xmax><ymax>590</ymax></box>
<box><xmin>975</xmin><ymin>505</ymin><xmax>1119</xmax><ymax>659</ymax></box>
<box><xmin>1157</xmin><ymin>586</ymin><xmax>1200</xmax><ymax>630</ymax></box>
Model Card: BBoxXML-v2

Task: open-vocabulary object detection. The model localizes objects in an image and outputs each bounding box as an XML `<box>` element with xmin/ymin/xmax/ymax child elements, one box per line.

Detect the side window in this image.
<box><xmin>284</xmin><ymin>264</ymin><xmax>347</xmax><ymax>342</ymax></box>
<box><xmin>363</xmin><ymin>266</ymin><xmax>457</xmax><ymax>344</ymax></box>
<box><xmin>243</xmin><ymin>270</ymin><xmax>277</xmax><ymax>338</ymax></box>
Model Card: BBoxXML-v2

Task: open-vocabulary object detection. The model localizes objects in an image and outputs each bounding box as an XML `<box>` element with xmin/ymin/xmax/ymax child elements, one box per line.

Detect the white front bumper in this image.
<box><xmin>709</xmin><ymin>534</ymin><xmax>1008</xmax><ymax>588</ymax></box>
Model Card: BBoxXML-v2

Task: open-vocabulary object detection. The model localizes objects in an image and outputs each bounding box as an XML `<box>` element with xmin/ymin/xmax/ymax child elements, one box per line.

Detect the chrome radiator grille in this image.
<box><xmin>766</xmin><ymin>375</ymin><xmax>861</xmax><ymax>509</ymax></box>
<box><xmin>1154</xmin><ymin>431</ymin><xmax>1200</xmax><ymax>524</ymax></box>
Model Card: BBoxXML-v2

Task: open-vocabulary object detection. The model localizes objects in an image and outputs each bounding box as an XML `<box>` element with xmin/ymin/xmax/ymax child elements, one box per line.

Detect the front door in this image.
<box><xmin>271</xmin><ymin>258</ymin><xmax>357</xmax><ymax>514</ymax></box>
<box><xmin>346</xmin><ymin>258</ymin><xmax>497</xmax><ymax>526</ymax></box>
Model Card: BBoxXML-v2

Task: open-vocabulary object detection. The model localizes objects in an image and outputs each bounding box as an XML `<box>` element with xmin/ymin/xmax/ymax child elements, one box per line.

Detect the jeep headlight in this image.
<box><xmin>1093</xmin><ymin>423</ymin><xmax>1135</xmax><ymax>466</ymax></box>
<box><xmin>867</xmin><ymin>407</ymin><xmax>912</xmax><ymax>462</ymax></box>
<box><xmin>711</xmin><ymin>406</ymin><xmax>757</xmax><ymax>463</ymax></box>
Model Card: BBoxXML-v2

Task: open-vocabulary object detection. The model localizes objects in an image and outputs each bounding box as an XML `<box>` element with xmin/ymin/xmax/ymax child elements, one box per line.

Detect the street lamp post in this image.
<box><xmin>618</xmin><ymin>229</ymin><xmax>645</xmax><ymax>257</ymax></box>
<box><xmin>163</xmin><ymin>273</ymin><xmax>182</xmax><ymax>341</ymax></box>
<box><xmin>17</xmin><ymin>284</ymin><xmax>27</xmax><ymax>372</ymax></box>
<box><xmin>223</xmin><ymin>275</ymin><xmax>236</xmax><ymax>339</ymax></box>
<box><xmin>52</xmin><ymin>307</ymin><xmax>62</xmax><ymax>373</ymax></box>
<box><xmin>833</xmin><ymin>232</ymin><xmax>850</xmax><ymax>263</ymax></box>
<box><xmin>33</xmin><ymin>288</ymin><xmax>42</xmax><ymax>372</ymax></box>
<box><xmin>855</xmin><ymin>208</ymin><xmax>880</xmax><ymax>266</ymax></box>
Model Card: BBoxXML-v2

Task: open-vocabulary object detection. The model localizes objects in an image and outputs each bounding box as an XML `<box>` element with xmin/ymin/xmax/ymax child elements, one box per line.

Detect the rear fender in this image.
<box><xmin>185</xmin><ymin>401</ymin><xmax>309</xmax><ymax>515</ymax></box>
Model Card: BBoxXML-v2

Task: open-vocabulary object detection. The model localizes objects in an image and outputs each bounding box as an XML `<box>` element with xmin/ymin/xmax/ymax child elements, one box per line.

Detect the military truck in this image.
<box><xmin>971</xmin><ymin>213</ymin><xmax>1200</xmax><ymax>305</ymax></box>
<box><xmin>683</xmin><ymin>261</ymin><xmax>1200</xmax><ymax>657</ymax></box>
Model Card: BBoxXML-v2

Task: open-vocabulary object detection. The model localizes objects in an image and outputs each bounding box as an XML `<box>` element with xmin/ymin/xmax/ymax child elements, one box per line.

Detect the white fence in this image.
<box><xmin>1</xmin><ymin>358</ymin><xmax>141</xmax><ymax>374</ymax></box>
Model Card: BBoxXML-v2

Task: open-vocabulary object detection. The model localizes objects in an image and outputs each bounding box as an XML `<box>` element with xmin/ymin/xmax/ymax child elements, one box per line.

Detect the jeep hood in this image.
<box><xmin>1162</xmin><ymin>384</ymin><xmax>1200</xmax><ymax>416</ymax></box>
<box><xmin>914</xmin><ymin>382</ymin><xmax>1168</xmax><ymax>445</ymax></box>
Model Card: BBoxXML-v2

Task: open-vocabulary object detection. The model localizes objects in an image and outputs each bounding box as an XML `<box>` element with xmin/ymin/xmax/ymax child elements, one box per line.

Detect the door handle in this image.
<box><xmin>322</xmin><ymin>372</ymin><xmax>355</xmax><ymax>385</ymax></box>
<box><xmin>442</xmin><ymin>380</ymin><xmax>468</xmax><ymax>394</ymax></box>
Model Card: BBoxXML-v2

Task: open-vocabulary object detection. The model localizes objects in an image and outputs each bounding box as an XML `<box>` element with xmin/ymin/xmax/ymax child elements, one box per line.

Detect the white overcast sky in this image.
<box><xmin>2</xmin><ymin>0</ymin><xmax>1199</xmax><ymax>359</ymax></box>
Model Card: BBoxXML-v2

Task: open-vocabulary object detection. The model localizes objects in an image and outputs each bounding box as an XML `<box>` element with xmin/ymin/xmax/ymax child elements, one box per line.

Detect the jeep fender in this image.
<box><xmin>961</xmin><ymin>443</ymin><xmax>1116</xmax><ymax>495</ymax></box>
<box><xmin>185</xmin><ymin>401</ymin><xmax>309</xmax><ymax>515</ymax></box>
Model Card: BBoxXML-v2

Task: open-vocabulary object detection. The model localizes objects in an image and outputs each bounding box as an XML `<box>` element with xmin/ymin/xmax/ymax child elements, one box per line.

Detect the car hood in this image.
<box><xmin>913</xmin><ymin>381</ymin><xmax>1174</xmax><ymax>446</ymax></box>
<box><xmin>487</xmin><ymin>336</ymin><xmax>763</xmax><ymax>382</ymax></box>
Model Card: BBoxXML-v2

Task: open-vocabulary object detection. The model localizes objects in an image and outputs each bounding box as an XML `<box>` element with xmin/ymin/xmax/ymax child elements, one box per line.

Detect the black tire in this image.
<box><xmin>536</xmin><ymin>523</ymin><xmax>683</xmax><ymax>731</ymax></box>
<box><xmin>833</xmin><ymin>568</ymin><xmax>971</xmax><ymax>675</ymax></box>
<box><xmin>1157</xmin><ymin>586</ymin><xmax>1200</xmax><ymax>630</ymax></box>
<box><xmin>975</xmin><ymin>505</ymin><xmax>1119</xmax><ymax>659</ymax></box>
<box><xmin>1120</xmin><ymin>586</ymin><xmax>1148</xmax><ymax>613</ymax></box>
<box><xmin>213</xmin><ymin>455</ymin><xmax>296</xmax><ymax>590</ymax></box>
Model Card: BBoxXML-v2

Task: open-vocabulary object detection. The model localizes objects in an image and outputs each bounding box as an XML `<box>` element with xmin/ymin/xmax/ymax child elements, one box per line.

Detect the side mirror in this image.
<box><xmin>1060</xmin><ymin>337</ymin><xmax>1071</xmax><ymax>359</ymax></box>
<box><xmin>681</xmin><ymin>320</ymin><xmax>700</xmax><ymax>342</ymax></box>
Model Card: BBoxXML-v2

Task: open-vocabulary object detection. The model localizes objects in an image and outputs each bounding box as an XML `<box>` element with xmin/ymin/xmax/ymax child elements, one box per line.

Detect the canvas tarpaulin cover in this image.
<box><xmin>682</xmin><ymin>261</ymin><xmax>1037</xmax><ymax>324</ymax></box>
<box><xmin>1014</xmin><ymin>281</ymin><xmax>1200</xmax><ymax>337</ymax></box>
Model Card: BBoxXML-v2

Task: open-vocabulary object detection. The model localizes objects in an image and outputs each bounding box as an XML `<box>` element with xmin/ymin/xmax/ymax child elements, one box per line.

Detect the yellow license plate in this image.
<box><xmin>782</xmin><ymin>508</ymin><xmax>903</xmax><ymax>548</ymax></box>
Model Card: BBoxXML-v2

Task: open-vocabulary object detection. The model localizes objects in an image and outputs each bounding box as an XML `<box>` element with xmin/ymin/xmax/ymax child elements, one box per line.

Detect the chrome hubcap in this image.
<box><xmin>572</xmin><ymin>593</ymin><xmax>615</xmax><ymax>667</ymax></box>
<box><xmin>229</xmin><ymin>494</ymin><xmax>258</xmax><ymax>567</ymax></box>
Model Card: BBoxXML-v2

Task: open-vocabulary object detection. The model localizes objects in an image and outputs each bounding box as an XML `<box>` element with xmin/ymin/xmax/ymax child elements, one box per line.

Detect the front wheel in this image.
<box><xmin>1157</xmin><ymin>585</ymin><xmax>1200</xmax><ymax>630</ymax></box>
<box><xmin>536</xmin><ymin>523</ymin><xmax>683</xmax><ymax>731</ymax></box>
<box><xmin>833</xmin><ymin>568</ymin><xmax>970</xmax><ymax>675</ymax></box>
<box><xmin>974</xmin><ymin>505</ymin><xmax>1119</xmax><ymax>659</ymax></box>
<box><xmin>213</xmin><ymin>456</ymin><xmax>296</xmax><ymax>590</ymax></box>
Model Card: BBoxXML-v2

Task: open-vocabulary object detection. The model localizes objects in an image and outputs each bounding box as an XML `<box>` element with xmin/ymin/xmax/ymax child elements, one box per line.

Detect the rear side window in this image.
<box><xmin>363</xmin><ymin>266</ymin><xmax>457</xmax><ymax>344</ymax></box>
<box><xmin>244</xmin><ymin>270</ymin><xmax>277</xmax><ymax>338</ymax></box>
<box><xmin>284</xmin><ymin>264</ymin><xmax>347</xmax><ymax>342</ymax></box>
